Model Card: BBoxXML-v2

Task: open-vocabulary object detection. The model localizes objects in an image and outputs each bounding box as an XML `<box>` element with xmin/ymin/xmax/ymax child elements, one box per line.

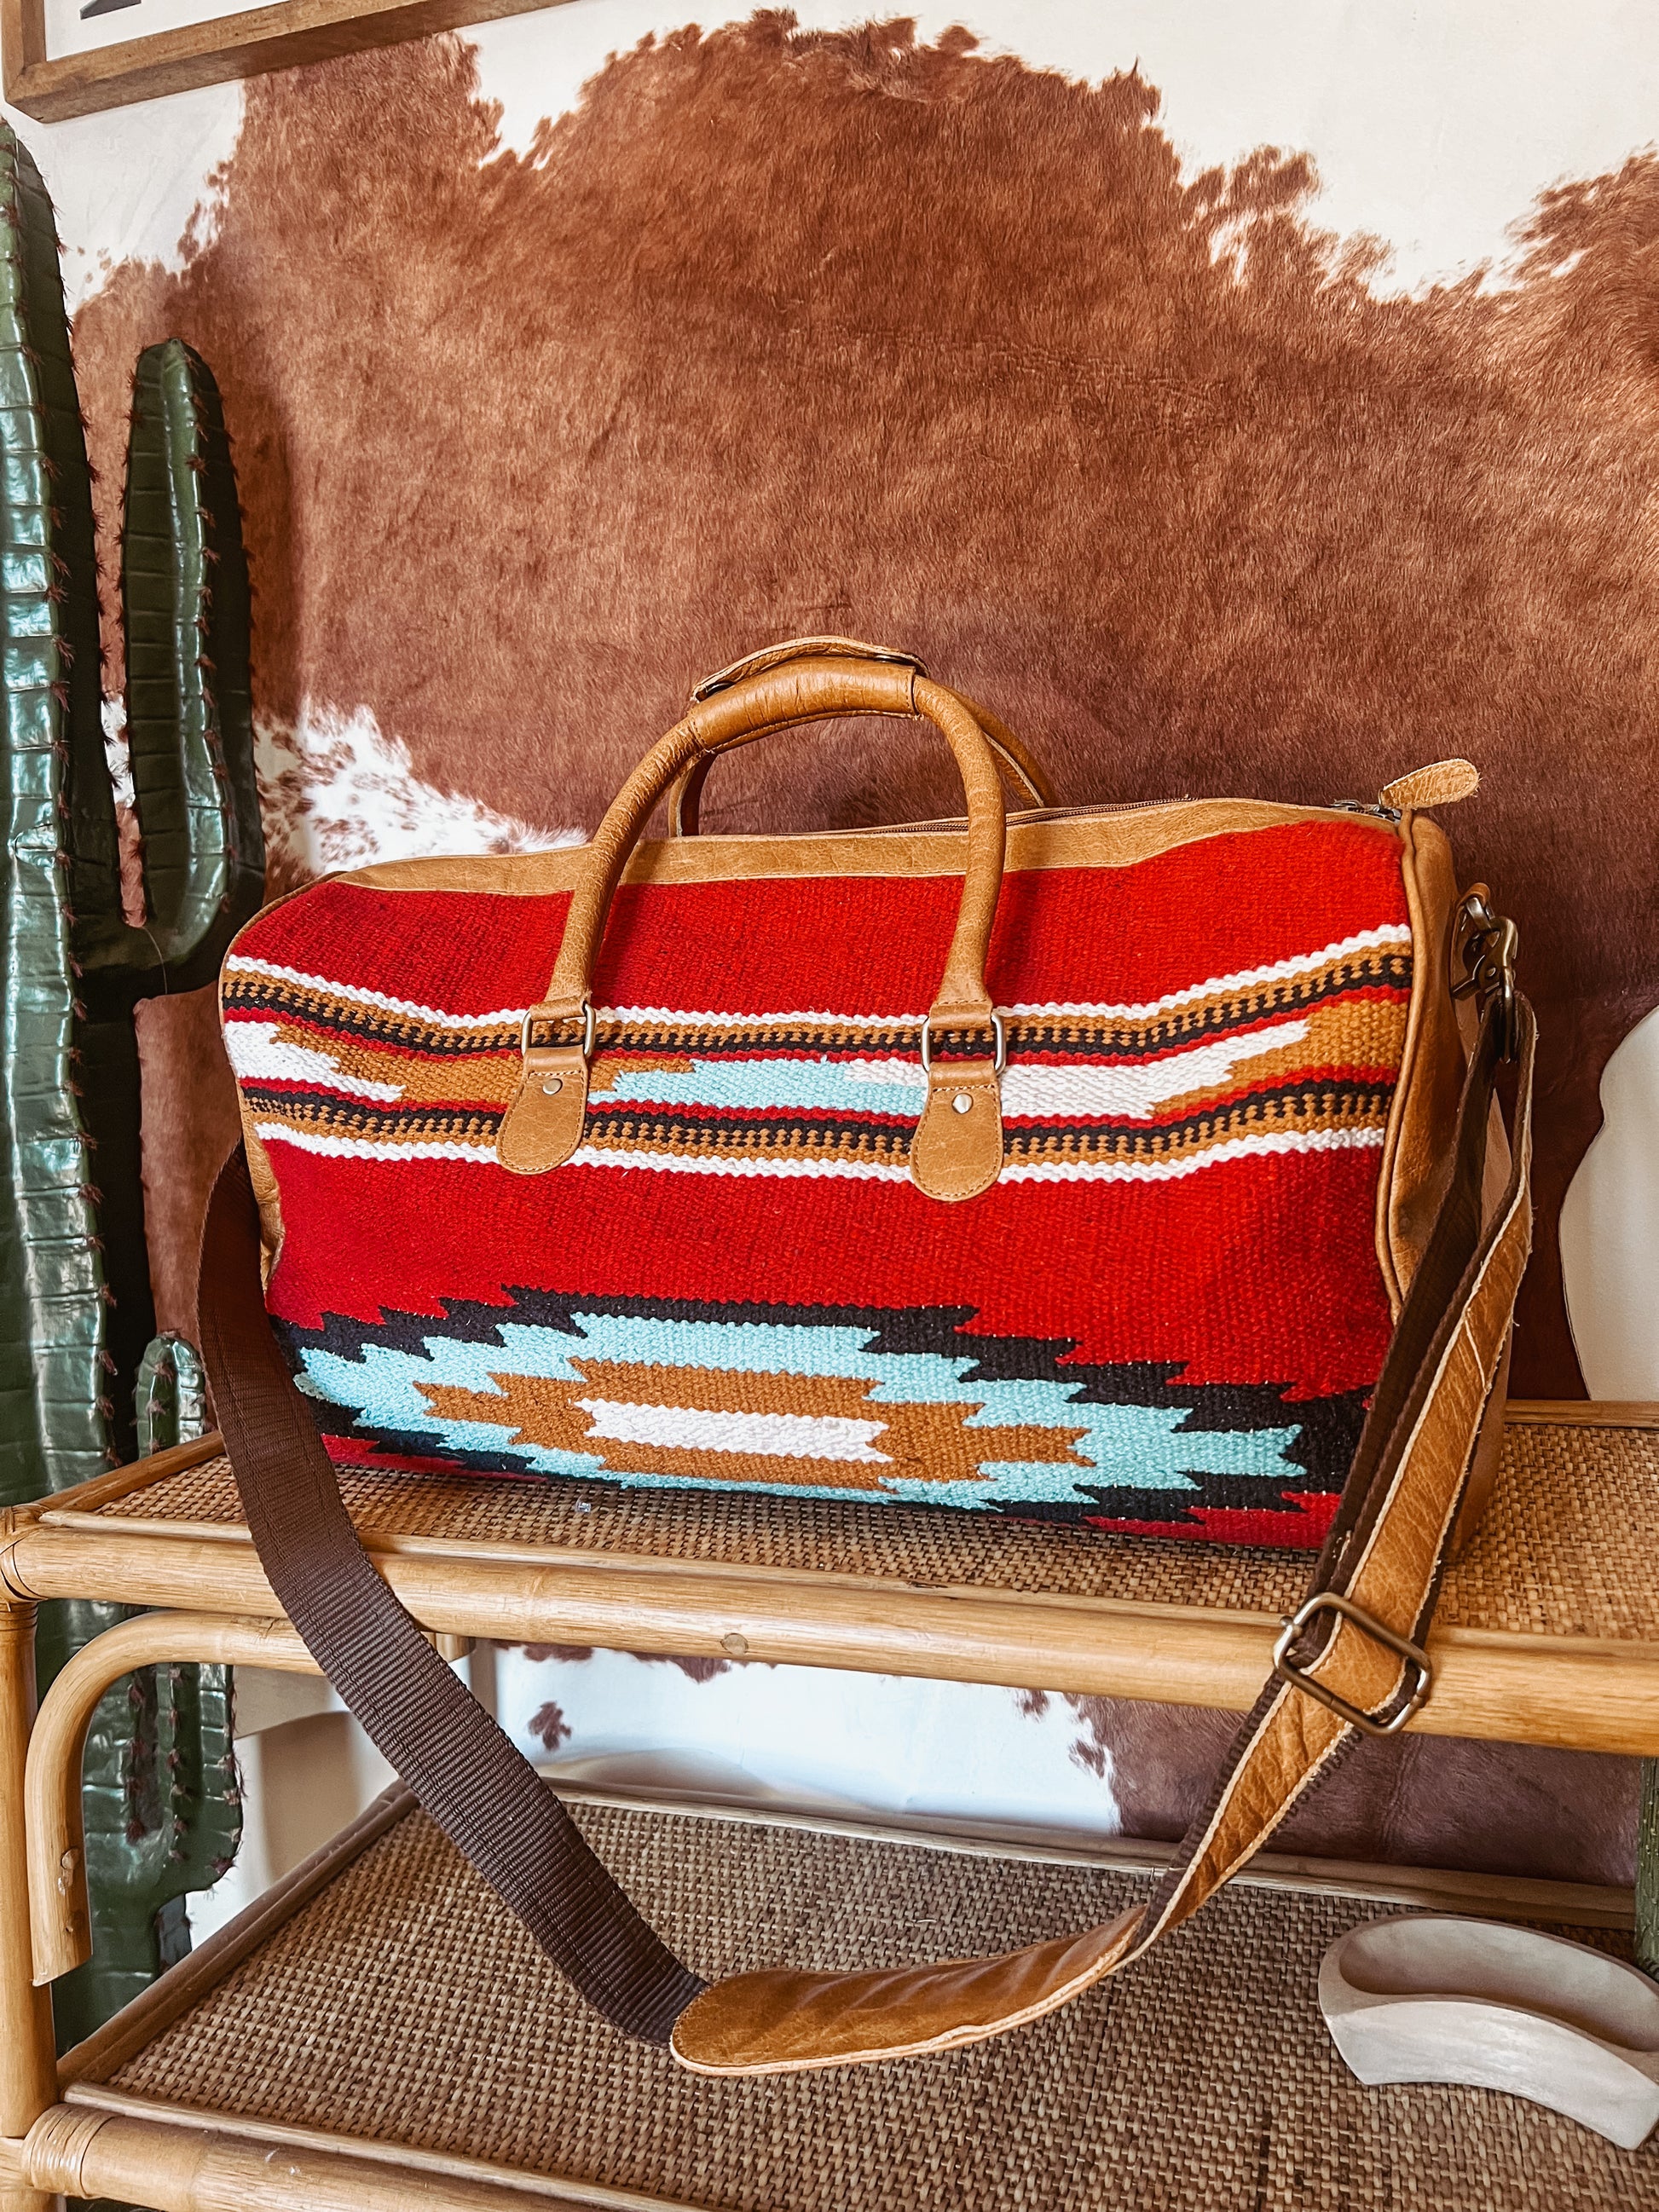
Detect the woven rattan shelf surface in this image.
<box><xmin>84</xmin><ymin>1797</ymin><xmax>1657</xmax><ymax>2212</ymax></box>
<box><xmin>74</xmin><ymin>1418</ymin><xmax>1659</xmax><ymax>1641</ymax></box>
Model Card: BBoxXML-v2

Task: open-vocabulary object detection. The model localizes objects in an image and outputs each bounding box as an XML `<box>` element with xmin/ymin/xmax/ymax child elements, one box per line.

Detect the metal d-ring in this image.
<box><xmin>1452</xmin><ymin>886</ymin><xmax>1520</xmax><ymax>1061</ymax></box>
<box><xmin>919</xmin><ymin>1009</ymin><xmax>1007</xmax><ymax>1077</ymax></box>
<box><xmin>520</xmin><ymin>998</ymin><xmax>596</xmax><ymax>1060</ymax></box>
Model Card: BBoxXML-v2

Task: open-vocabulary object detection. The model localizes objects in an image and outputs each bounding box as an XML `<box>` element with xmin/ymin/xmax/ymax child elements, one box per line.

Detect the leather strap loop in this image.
<box><xmin>496</xmin><ymin>655</ymin><xmax>1014</xmax><ymax>1197</ymax></box>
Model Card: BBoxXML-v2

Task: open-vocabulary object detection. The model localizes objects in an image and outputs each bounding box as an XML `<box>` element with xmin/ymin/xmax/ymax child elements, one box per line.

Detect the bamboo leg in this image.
<box><xmin>25</xmin><ymin>1613</ymin><xmax>316</xmax><ymax>1986</ymax></box>
<box><xmin>26</xmin><ymin>2107</ymin><xmax>618</xmax><ymax>2210</ymax></box>
<box><xmin>1636</xmin><ymin>1758</ymin><xmax>1659</xmax><ymax>1978</ymax></box>
<box><xmin>0</xmin><ymin>1595</ymin><xmax>60</xmax><ymax>2212</ymax></box>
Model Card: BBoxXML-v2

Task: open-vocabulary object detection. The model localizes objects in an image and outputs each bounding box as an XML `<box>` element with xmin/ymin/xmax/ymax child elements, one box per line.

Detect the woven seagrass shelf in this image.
<box><xmin>2</xmin><ymin>1402</ymin><xmax>1657</xmax><ymax>2211</ymax></box>
<box><xmin>21</xmin><ymin>1790</ymin><xmax>1659</xmax><ymax>2212</ymax></box>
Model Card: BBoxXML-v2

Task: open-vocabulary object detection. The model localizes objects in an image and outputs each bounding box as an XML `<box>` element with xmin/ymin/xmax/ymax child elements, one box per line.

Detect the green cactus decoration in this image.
<box><xmin>135</xmin><ymin>1329</ymin><xmax>207</xmax><ymax>1458</ymax></box>
<box><xmin>55</xmin><ymin>1586</ymin><xmax>240</xmax><ymax>2053</ymax></box>
<box><xmin>0</xmin><ymin>122</ymin><xmax>257</xmax><ymax>2059</ymax></box>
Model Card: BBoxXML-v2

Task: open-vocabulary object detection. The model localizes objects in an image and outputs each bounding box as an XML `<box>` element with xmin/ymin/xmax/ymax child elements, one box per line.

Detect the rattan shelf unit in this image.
<box><xmin>2</xmin><ymin>1403</ymin><xmax>1658</xmax><ymax>2210</ymax></box>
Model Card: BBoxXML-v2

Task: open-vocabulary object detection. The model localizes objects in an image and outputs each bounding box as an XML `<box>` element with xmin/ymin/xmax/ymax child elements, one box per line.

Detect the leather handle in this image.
<box><xmin>672</xmin><ymin>643</ymin><xmax>1055</xmax><ymax>833</ymax></box>
<box><xmin>496</xmin><ymin>654</ymin><xmax>1013</xmax><ymax>1200</ymax></box>
<box><xmin>668</xmin><ymin>690</ymin><xmax>1055</xmax><ymax>835</ymax></box>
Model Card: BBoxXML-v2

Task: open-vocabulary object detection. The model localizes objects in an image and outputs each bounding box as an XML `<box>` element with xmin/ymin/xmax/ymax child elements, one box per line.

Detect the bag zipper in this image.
<box><xmin>767</xmin><ymin>794</ymin><xmax>1402</xmax><ymax>840</ymax></box>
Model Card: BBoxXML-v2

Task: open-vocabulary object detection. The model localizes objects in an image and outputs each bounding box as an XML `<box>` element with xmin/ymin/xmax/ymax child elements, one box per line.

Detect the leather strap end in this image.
<box><xmin>910</xmin><ymin>1064</ymin><xmax>1005</xmax><ymax>1202</ymax></box>
<box><xmin>669</xmin><ymin>1909</ymin><xmax>1143</xmax><ymax>2076</ymax></box>
<box><xmin>497</xmin><ymin>1048</ymin><xmax>589</xmax><ymax>1175</ymax></box>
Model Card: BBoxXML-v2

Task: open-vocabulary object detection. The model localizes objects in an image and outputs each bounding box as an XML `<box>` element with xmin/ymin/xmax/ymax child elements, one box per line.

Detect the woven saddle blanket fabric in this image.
<box><xmin>224</xmin><ymin>811</ymin><xmax>1419</xmax><ymax>1548</ymax></box>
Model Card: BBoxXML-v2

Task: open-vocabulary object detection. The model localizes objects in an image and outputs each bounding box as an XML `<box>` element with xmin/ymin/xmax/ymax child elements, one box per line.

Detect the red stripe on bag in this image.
<box><xmin>262</xmin><ymin>1142</ymin><xmax>1393</xmax><ymax>1393</ymax></box>
<box><xmin>242</xmin><ymin>820</ymin><xmax>1407</xmax><ymax>1020</ymax></box>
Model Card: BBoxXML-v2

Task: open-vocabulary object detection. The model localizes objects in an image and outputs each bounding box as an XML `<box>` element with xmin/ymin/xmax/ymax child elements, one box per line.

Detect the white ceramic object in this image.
<box><xmin>1321</xmin><ymin>1915</ymin><xmax>1659</xmax><ymax>2148</ymax></box>
<box><xmin>1558</xmin><ymin>1002</ymin><xmax>1659</xmax><ymax>1398</ymax></box>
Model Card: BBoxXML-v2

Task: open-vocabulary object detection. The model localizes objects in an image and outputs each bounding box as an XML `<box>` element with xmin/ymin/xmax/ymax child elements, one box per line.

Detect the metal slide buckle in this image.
<box><xmin>1453</xmin><ymin>885</ymin><xmax>1519</xmax><ymax>1061</ymax></box>
<box><xmin>919</xmin><ymin>1010</ymin><xmax>1007</xmax><ymax>1077</ymax></box>
<box><xmin>520</xmin><ymin>1000</ymin><xmax>596</xmax><ymax>1060</ymax></box>
<box><xmin>1271</xmin><ymin>1591</ymin><xmax>1434</xmax><ymax>1738</ymax></box>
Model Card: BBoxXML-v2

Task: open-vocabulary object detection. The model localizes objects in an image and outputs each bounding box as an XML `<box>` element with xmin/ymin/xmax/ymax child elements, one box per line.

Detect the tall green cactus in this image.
<box><xmin>0</xmin><ymin>129</ymin><xmax>262</xmax><ymax>1538</ymax></box>
<box><xmin>0</xmin><ymin>122</ymin><xmax>258</xmax><ymax>2056</ymax></box>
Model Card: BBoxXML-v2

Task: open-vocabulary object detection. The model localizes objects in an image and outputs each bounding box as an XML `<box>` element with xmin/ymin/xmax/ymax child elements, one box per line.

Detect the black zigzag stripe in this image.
<box><xmin>277</xmin><ymin>1286</ymin><xmax>1367</xmax><ymax>1495</ymax></box>
<box><xmin>238</xmin><ymin>1074</ymin><xmax>1398</xmax><ymax>1154</ymax></box>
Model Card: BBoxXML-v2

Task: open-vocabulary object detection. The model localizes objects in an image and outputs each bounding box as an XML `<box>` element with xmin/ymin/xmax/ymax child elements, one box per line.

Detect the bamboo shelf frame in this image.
<box><xmin>1</xmin><ymin>1404</ymin><xmax>1657</xmax><ymax>2211</ymax></box>
<box><xmin>8</xmin><ymin>1411</ymin><xmax>1659</xmax><ymax>1759</ymax></box>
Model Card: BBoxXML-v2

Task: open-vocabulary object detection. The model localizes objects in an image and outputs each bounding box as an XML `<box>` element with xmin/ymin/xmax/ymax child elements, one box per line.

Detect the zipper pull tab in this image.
<box><xmin>1379</xmin><ymin>759</ymin><xmax>1479</xmax><ymax>812</ymax></box>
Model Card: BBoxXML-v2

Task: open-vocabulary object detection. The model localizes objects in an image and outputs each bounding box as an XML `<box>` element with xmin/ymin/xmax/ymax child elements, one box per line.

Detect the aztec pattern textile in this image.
<box><xmin>224</xmin><ymin>818</ymin><xmax>1413</xmax><ymax>1547</ymax></box>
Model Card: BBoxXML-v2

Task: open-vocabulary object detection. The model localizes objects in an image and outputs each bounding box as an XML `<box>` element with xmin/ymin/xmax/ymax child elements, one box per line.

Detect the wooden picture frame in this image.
<box><xmin>2</xmin><ymin>0</ymin><xmax>566</xmax><ymax>122</ymax></box>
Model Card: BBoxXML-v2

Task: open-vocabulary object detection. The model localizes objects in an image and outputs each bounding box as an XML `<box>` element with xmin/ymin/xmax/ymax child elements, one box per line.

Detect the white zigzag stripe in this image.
<box><xmin>226</xmin><ymin>1019</ymin><xmax>403</xmax><ymax>1100</ymax></box>
<box><xmin>228</xmin><ymin>921</ymin><xmax>1408</xmax><ymax>1036</ymax></box>
<box><xmin>1001</xmin><ymin>924</ymin><xmax>1411</xmax><ymax>1020</ymax></box>
<box><xmin>252</xmin><ymin>1124</ymin><xmax>497</xmax><ymax>1165</ymax></box>
<box><xmin>229</xmin><ymin>957</ymin><xmax>532</xmax><ymax>1030</ymax></box>
<box><xmin>252</xmin><ymin>1123</ymin><xmax>1384</xmax><ymax>1181</ymax></box>
<box><xmin>575</xmin><ymin>1399</ymin><xmax>891</xmax><ymax>1463</ymax></box>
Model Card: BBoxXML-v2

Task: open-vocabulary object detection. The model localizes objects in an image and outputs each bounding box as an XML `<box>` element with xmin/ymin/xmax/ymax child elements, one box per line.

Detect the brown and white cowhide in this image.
<box><xmin>58</xmin><ymin>12</ymin><xmax>1658</xmax><ymax>1884</ymax></box>
<box><xmin>73</xmin><ymin>14</ymin><xmax>1657</xmax><ymax>1394</ymax></box>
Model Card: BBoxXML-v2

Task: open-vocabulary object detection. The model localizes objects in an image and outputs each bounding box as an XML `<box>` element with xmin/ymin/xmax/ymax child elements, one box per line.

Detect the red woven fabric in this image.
<box><xmin>223</xmin><ymin>818</ymin><xmax>1413</xmax><ymax>1546</ymax></box>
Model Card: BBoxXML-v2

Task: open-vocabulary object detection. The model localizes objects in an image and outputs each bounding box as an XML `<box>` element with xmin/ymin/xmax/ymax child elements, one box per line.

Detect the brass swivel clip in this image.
<box><xmin>1453</xmin><ymin>885</ymin><xmax>1519</xmax><ymax>1061</ymax></box>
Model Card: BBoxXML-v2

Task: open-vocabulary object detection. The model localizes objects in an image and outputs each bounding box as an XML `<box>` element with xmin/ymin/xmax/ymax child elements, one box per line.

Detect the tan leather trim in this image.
<box><xmin>1348</xmin><ymin>1147</ymin><xmax>1533</xmax><ymax>1636</ymax></box>
<box><xmin>1373</xmin><ymin>811</ymin><xmax>1464</xmax><ymax>1313</ymax></box>
<box><xmin>669</xmin><ymin>1907</ymin><xmax>1143</xmax><ymax>2076</ymax></box>
<box><xmin>240</xmin><ymin>1124</ymin><xmax>284</xmax><ymax>1280</ymax></box>
<box><xmin>1124</xmin><ymin>1017</ymin><xmax>1534</xmax><ymax>1957</ymax></box>
<box><xmin>496</xmin><ymin>1041</ymin><xmax>590</xmax><ymax>1175</ymax></box>
<box><xmin>1449</xmin><ymin>1330</ymin><xmax>1512</xmax><ymax>1556</ymax></box>
<box><xmin>217</xmin><ymin>927</ymin><xmax>293</xmax><ymax>1270</ymax></box>
<box><xmin>1379</xmin><ymin>759</ymin><xmax>1480</xmax><ymax>811</ymax></box>
<box><xmin>910</xmin><ymin>1062</ymin><xmax>1004</xmax><ymax>1202</ymax></box>
<box><xmin>1141</xmin><ymin>1193</ymin><xmax>1532</xmax><ymax>1949</ymax></box>
<box><xmin>337</xmin><ymin>798</ymin><xmax>1399</xmax><ymax>898</ymax></box>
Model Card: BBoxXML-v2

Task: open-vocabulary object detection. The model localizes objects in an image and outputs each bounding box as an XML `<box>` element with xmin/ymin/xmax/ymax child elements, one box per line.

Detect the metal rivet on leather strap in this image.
<box><xmin>540</xmin><ymin>1077</ymin><xmax>564</xmax><ymax>1095</ymax></box>
<box><xmin>952</xmin><ymin>1093</ymin><xmax>974</xmax><ymax>1114</ymax></box>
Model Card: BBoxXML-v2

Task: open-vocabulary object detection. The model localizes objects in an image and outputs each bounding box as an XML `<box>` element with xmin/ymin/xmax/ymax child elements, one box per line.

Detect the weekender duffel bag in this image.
<box><xmin>200</xmin><ymin>638</ymin><xmax>1534</xmax><ymax>2073</ymax></box>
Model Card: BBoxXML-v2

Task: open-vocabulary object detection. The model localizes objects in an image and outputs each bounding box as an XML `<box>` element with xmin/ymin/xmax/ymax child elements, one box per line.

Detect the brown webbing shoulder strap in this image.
<box><xmin>201</xmin><ymin>995</ymin><xmax>1532</xmax><ymax>2074</ymax></box>
<box><xmin>198</xmin><ymin>1148</ymin><xmax>706</xmax><ymax>2046</ymax></box>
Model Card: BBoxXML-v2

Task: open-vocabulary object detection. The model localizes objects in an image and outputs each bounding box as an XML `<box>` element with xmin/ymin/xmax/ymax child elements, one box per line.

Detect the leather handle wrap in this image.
<box><xmin>689</xmin><ymin>633</ymin><xmax>925</xmax><ymax>701</ymax></box>
<box><xmin>495</xmin><ymin>657</ymin><xmax>1014</xmax><ymax>1196</ymax></box>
